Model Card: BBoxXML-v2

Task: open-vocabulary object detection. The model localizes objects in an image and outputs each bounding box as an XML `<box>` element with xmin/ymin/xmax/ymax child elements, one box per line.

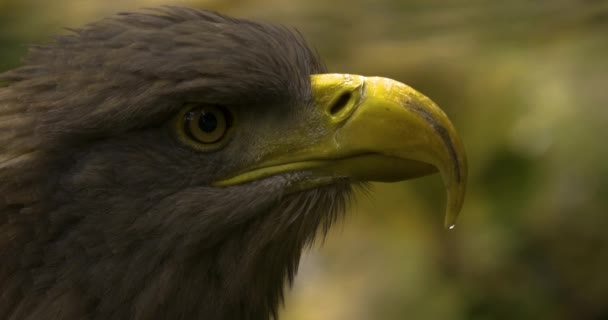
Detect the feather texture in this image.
<box><xmin>0</xmin><ymin>7</ymin><xmax>354</xmax><ymax>320</ymax></box>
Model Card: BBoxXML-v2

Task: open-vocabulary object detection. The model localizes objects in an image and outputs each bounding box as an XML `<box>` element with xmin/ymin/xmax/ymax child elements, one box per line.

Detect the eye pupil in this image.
<box><xmin>180</xmin><ymin>104</ymin><xmax>231</xmax><ymax>147</ymax></box>
<box><xmin>199</xmin><ymin>112</ymin><xmax>218</xmax><ymax>133</ymax></box>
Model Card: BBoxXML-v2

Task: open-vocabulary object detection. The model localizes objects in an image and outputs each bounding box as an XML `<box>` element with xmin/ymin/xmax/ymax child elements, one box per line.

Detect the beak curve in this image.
<box><xmin>215</xmin><ymin>74</ymin><xmax>467</xmax><ymax>228</ymax></box>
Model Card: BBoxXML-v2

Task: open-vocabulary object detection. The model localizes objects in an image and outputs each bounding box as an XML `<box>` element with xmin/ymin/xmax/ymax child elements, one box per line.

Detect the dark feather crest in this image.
<box><xmin>0</xmin><ymin>6</ymin><xmax>326</xmax><ymax>206</ymax></box>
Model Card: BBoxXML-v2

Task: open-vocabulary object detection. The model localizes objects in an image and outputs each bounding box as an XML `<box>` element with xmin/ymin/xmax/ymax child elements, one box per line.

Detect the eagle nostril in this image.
<box><xmin>329</xmin><ymin>92</ymin><xmax>352</xmax><ymax>116</ymax></box>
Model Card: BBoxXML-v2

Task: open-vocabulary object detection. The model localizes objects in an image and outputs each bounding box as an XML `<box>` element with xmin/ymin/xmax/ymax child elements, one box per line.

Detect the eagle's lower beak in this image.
<box><xmin>215</xmin><ymin>74</ymin><xmax>467</xmax><ymax>228</ymax></box>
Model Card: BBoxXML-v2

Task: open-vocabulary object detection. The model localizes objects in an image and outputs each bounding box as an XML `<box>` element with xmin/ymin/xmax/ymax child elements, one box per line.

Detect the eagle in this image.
<box><xmin>0</xmin><ymin>6</ymin><xmax>467</xmax><ymax>320</ymax></box>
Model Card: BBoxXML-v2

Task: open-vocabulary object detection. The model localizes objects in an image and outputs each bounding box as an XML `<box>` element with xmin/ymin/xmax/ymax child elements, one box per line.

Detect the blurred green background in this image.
<box><xmin>2</xmin><ymin>0</ymin><xmax>607</xmax><ymax>319</ymax></box>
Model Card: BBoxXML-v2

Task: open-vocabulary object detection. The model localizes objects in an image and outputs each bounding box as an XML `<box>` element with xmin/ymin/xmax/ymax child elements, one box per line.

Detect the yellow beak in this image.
<box><xmin>215</xmin><ymin>74</ymin><xmax>467</xmax><ymax>228</ymax></box>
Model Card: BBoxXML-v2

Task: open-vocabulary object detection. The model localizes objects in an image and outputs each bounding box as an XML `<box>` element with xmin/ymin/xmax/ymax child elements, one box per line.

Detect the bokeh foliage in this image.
<box><xmin>1</xmin><ymin>0</ymin><xmax>607</xmax><ymax>319</ymax></box>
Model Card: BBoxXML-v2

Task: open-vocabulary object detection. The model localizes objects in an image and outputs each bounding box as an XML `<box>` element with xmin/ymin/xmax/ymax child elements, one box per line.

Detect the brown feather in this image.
<box><xmin>0</xmin><ymin>6</ymin><xmax>355</xmax><ymax>320</ymax></box>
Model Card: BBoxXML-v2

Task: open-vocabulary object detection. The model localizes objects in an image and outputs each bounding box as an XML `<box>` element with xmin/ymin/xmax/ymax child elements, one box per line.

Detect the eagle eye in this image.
<box><xmin>175</xmin><ymin>104</ymin><xmax>234</xmax><ymax>150</ymax></box>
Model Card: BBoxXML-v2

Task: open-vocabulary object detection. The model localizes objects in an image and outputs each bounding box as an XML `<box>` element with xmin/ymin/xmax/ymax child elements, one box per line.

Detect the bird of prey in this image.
<box><xmin>0</xmin><ymin>6</ymin><xmax>467</xmax><ymax>320</ymax></box>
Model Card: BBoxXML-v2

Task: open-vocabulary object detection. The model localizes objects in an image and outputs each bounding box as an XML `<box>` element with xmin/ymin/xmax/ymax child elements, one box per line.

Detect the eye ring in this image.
<box><xmin>185</xmin><ymin>105</ymin><xmax>227</xmax><ymax>143</ymax></box>
<box><xmin>174</xmin><ymin>104</ymin><xmax>235</xmax><ymax>151</ymax></box>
